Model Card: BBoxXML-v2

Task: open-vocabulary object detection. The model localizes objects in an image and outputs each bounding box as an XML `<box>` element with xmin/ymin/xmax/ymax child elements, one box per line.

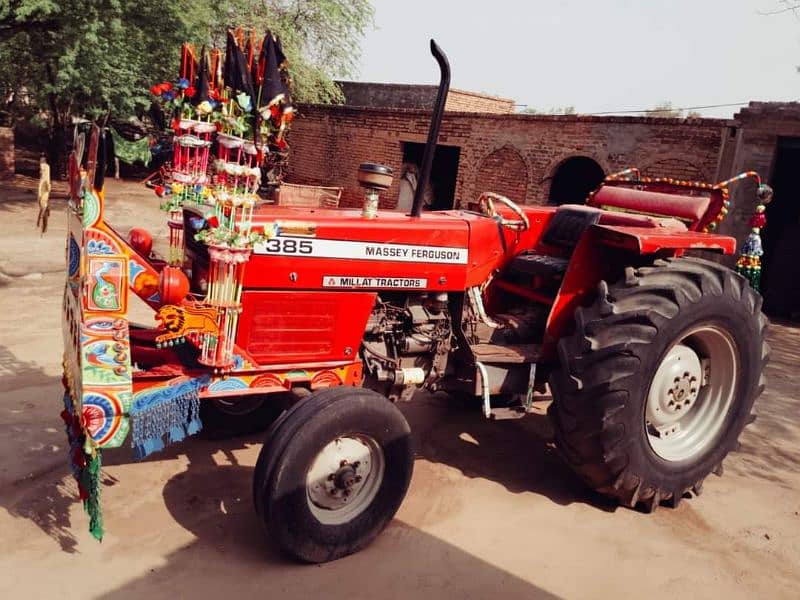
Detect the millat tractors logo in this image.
<box><xmin>323</xmin><ymin>276</ymin><xmax>428</xmax><ymax>289</ymax></box>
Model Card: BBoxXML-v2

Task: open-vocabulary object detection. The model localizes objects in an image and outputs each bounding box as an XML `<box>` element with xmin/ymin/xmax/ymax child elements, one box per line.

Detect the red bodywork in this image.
<box><xmin>128</xmin><ymin>181</ymin><xmax>737</xmax><ymax>393</ymax></box>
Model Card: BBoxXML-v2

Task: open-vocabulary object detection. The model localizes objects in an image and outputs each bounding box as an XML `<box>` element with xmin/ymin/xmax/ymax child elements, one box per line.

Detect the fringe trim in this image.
<box><xmin>61</xmin><ymin>392</ymin><xmax>104</xmax><ymax>541</ymax></box>
<box><xmin>130</xmin><ymin>376</ymin><xmax>208</xmax><ymax>460</ymax></box>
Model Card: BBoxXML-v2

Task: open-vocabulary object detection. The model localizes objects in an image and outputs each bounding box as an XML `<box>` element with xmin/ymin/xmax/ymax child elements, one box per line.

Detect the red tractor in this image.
<box><xmin>62</xmin><ymin>41</ymin><xmax>768</xmax><ymax>562</ymax></box>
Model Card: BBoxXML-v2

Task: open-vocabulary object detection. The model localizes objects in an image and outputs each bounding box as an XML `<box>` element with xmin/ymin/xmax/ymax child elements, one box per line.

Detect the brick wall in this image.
<box><xmin>336</xmin><ymin>81</ymin><xmax>514</xmax><ymax>114</ymax></box>
<box><xmin>723</xmin><ymin>102</ymin><xmax>800</xmax><ymax>244</ymax></box>
<box><xmin>286</xmin><ymin>104</ymin><xmax>727</xmax><ymax>210</ymax></box>
<box><xmin>0</xmin><ymin>127</ymin><xmax>14</xmax><ymax>179</ymax></box>
<box><xmin>444</xmin><ymin>90</ymin><xmax>515</xmax><ymax>114</ymax></box>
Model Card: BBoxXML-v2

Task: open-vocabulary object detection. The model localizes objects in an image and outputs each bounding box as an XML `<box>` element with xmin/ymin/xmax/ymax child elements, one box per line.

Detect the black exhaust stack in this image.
<box><xmin>411</xmin><ymin>40</ymin><xmax>450</xmax><ymax>217</ymax></box>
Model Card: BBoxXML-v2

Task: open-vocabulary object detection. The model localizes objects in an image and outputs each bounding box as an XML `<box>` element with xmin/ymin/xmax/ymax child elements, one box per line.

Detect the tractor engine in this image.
<box><xmin>361</xmin><ymin>292</ymin><xmax>452</xmax><ymax>400</ymax></box>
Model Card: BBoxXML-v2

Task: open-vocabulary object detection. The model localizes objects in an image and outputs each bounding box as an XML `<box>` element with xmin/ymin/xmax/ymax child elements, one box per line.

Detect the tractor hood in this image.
<box><xmin>185</xmin><ymin>204</ymin><xmax>536</xmax><ymax>292</ymax></box>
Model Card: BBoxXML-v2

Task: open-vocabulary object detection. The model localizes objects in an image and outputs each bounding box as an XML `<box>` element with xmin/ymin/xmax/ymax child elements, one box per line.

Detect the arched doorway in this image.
<box><xmin>548</xmin><ymin>156</ymin><xmax>605</xmax><ymax>205</ymax></box>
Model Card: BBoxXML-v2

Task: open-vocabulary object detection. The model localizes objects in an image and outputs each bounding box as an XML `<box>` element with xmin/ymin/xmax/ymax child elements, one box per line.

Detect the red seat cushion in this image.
<box><xmin>588</xmin><ymin>186</ymin><xmax>710</xmax><ymax>224</ymax></box>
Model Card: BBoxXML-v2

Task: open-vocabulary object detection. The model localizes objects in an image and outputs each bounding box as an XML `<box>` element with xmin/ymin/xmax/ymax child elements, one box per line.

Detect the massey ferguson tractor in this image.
<box><xmin>61</xmin><ymin>41</ymin><xmax>768</xmax><ymax>562</ymax></box>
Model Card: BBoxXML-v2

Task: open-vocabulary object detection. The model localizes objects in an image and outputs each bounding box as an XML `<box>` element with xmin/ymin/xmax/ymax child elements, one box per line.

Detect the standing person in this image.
<box><xmin>396</xmin><ymin>162</ymin><xmax>434</xmax><ymax>212</ymax></box>
<box><xmin>36</xmin><ymin>154</ymin><xmax>51</xmax><ymax>235</ymax></box>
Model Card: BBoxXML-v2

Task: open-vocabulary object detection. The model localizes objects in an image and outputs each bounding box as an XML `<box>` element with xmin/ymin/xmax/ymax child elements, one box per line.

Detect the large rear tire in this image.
<box><xmin>549</xmin><ymin>257</ymin><xmax>768</xmax><ymax>511</ymax></box>
<box><xmin>253</xmin><ymin>387</ymin><xmax>413</xmax><ymax>562</ymax></box>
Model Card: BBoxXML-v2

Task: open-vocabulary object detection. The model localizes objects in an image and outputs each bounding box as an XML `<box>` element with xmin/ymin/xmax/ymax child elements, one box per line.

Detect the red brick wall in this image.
<box><xmin>476</xmin><ymin>145</ymin><xmax>528</xmax><ymax>201</ymax></box>
<box><xmin>286</xmin><ymin>105</ymin><xmax>728</xmax><ymax>210</ymax></box>
<box><xmin>724</xmin><ymin>103</ymin><xmax>800</xmax><ymax>243</ymax></box>
<box><xmin>0</xmin><ymin>127</ymin><xmax>14</xmax><ymax>179</ymax></box>
<box><xmin>445</xmin><ymin>90</ymin><xmax>515</xmax><ymax>114</ymax></box>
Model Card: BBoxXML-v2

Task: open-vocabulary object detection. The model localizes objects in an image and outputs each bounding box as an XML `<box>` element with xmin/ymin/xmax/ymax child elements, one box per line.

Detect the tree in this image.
<box><xmin>520</xmin><ymin>105</ymin><xmax>577</xmax><ymax>115</ymax></box>
<box><xmin>0</xmin><ymin>0</ymin><xmax>374</xmax><ymax>171</ymax></box>
<box><xmin>217</xmin><ymin>0</ymin><xmax>374</xmax><ymax>104</ymax></box>
<box><xmin>648</xmin><ymin>101</ymin><xmax>684</xmax><ymax>118</ymax></box>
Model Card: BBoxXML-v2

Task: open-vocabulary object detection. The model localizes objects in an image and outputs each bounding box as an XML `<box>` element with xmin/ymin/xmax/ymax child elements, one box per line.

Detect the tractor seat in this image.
<box><xmin>588</xmin><ymin>186</ymin><xmax>710</xmax><ymax>226</ymax></box>
<box><xmin>508</xmin><ymin>205</ymin><xmax>602</xmax><ymax>277</ymax></box>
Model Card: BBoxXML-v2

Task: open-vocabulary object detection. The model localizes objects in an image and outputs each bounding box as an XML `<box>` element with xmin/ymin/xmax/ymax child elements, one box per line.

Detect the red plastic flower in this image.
<box><xmin>154</xmin><ymin>185</ymin><xmax>165</xmax><ymax>197</ymax></box>
<box><xmin>161</xmin><ymin>82</ymin><xmax>173</xmax><ymax>91</ymax></box>
<box><xmin>150</xmin><ymin>84</ymin><xmax>163</xmax><ymax>96</ymax></box>
<box><xmin>269</xmin><ymin>105</ymin><xmax>281</xmax><ymax>121</ymax></box>
<box><xmin>275</xmin><ymin>138</ymin><xmax>287</xmax><ymax>150</ymax></box>
<box><xmin>184</xmin><ymin>86</ymin><xmax>196</xmax><ymax>99</ymax></box>
<box><xmin>209</xmin><ymin>88</ymin><xmax>220</xmax><ymax>101</ymax></box>
<box><xmin>749</xmin><ymin>213</ymin><xmax>767</xmax><ymax>228</ymax></box>
<box><xmin>206</xmin><ymin>215</ymin><xmax>219</xmax><ymax>228</ymax></box>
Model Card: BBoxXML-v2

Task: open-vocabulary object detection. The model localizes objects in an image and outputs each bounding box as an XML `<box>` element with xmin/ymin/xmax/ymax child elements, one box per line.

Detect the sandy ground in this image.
<box><xmin>0</xmin><ymin>177</ymin><xmax>798</xmax><ymax>599</ymax></box>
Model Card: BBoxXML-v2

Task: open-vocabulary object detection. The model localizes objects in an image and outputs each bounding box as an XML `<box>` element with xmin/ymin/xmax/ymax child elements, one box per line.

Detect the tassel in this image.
<box><xmin>81</xmin><ymin>452</ymin><xmax>104</xmax><ymax>541</ymax></box>
<box><xmin>130</xmin><ymin>375</ymin><xmax>208</xmax><ymax>459</ymax></box>
<box><xmin>735</xmin><ymin>185</ymin><xmax>771</xmax><ymax>292</ymax></box>
<box><xmin>61</xmin><ymin>390</ymin><xmax>104</xmax><ymax>541</ymax></box>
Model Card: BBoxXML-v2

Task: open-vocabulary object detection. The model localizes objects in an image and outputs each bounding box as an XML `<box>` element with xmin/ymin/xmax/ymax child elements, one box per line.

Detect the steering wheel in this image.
<box><xmin>477</xmin><ymin>192</ymin><xmax>530</xmax><ymax>231</ymax></box>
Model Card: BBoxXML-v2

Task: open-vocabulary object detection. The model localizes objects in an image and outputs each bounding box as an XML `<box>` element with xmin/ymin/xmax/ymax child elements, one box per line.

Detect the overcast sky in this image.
<box><xmin>356</xmin><ymin>0</ymin><xmax>800</xmax><ymax>117</ymax></box>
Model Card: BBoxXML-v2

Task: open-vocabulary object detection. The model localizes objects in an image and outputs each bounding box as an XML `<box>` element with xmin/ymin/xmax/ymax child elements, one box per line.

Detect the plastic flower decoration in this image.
<box><xmin>236</xmin><ymin>93</ymin><xmax>252</xmax><ymax>112</ymax></box>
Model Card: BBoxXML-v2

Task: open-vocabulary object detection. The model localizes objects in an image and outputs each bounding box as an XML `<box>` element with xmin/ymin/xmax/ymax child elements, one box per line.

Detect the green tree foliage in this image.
<box><xmin>648</xmin><ymin>101</ymin><xmax>683</xmax><ymax>118</ymax></box>
<box><xmin>0</xmin><ymin>0</ymin><xmax>373</xmax><ymax>166</ymax></box>
<box><xmin>219</xmin><ymin>0</ymin><xmax>374</xmax><ymax>103</ymax></box>
<box><xmin>647</xmin><ymin>102</ymin><xmax>702</xmax><ymax>119</ymax></box>
<box><xmin>520</xmin><ymin>105</ymin><xmax>577</xmax><ymax>115</ymax></box>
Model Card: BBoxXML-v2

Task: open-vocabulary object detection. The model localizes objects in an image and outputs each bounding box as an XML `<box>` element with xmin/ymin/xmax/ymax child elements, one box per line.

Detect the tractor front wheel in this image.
<box><xmin>549</xmin><ymin>257</ymin><xmax>768</xmax><ymax>511</ymax></box>
<box><xmin>253</xmin><ymin>387</ymin><xmax>414</xmax><ymax>562</ymax></box>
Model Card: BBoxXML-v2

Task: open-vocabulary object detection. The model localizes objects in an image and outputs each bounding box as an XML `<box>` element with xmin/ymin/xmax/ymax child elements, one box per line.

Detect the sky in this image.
<box><xmin>356</xmin><ymin>0</ymin><xmax>800</xmax><ymax>117</ymax></box>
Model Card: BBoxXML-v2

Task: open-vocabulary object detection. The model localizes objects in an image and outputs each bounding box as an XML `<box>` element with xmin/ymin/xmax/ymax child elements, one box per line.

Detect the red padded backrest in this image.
<box><xmin>588</xmin><ymin>186</ymin><xmax>710</xmax><ymax>226</ymax></box>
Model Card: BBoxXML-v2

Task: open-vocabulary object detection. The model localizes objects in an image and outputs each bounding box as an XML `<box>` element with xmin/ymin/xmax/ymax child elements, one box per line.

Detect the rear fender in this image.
<box><xmin>592</xmin><ymin>224</ymin><xmax>736</xmax><ymax>255</ymax></box>
<box><xmin>542</xmin><ymin>224</ymin><xmax>735</xmax><ymax>360</ymax></box>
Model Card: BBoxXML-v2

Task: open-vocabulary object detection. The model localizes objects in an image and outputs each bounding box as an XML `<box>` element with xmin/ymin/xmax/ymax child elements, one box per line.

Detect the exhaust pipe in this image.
<box><xmin>411</xmin><ymin>40</ymin><xmax>450</xmax><ymax>217</ymax></box>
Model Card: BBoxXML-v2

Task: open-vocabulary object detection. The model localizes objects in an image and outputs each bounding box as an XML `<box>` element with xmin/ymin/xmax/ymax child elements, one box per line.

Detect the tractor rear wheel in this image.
<box><xmin>549</xmin><ymin>257</ymin><xmax>768</xmax><ymax>511</ymax></box>
<box><xmin>253</xmin><ymin>387</ymin><xmax>413</xmax><ymax>562</ymax></box>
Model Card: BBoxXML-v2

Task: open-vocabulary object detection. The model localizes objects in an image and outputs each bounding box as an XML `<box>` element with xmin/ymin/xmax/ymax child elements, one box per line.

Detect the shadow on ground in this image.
<box><xmin>97</xmin><ymin>439</ymin><xmax>561</xmax><ymax>600</ymax></box>
<box><xmin>0</xmin><ymin>344</ymin><xmax>77</xmax><ymax>552</ymax></box>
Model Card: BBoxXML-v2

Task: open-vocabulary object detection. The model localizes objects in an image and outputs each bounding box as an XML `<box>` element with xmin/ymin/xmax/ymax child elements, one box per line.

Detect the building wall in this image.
<box><xmin>0</xmin><ymin>127</ymin><xmax>14</xmax><ymax>179</ymax></box>
<box><xmin>722</xmin><ymin>102</ymin><xmax>800</xmax><ymax>244</ymax></box>
<box><xmin>286</xmin><ymin>104</ymin><xmax>728</xmax><ymax>210</ymax></box>
<box><xmin>444</xmin><ymin>90</ymin><xmax>515</xmax><ymax>114</ymax></box>
<box><xmin>336</xmin><ymin>81</ymin><xmax>515</xmax><ymax>113</ymax></box>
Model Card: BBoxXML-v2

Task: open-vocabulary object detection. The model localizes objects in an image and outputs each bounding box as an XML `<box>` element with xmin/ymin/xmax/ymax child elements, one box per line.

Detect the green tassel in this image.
<box><xmin>80</xmin><ymin>451</ymin><xmax>104</xmax><ymax>541</ymax></box>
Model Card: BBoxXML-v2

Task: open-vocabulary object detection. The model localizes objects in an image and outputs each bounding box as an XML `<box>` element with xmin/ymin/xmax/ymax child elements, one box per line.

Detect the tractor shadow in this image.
<box><xmin>0</xmin><ymin>345</ymin><xmax>81</xmax><ymax>553</ymax></box>
<box><xmin>401</xmin><ymin>392</ymin><xmax>614</xmax><ymax>511</ymax></box>
<box><xmin>99</xmin><ymin>438</ymin><xmax>560</xmax><ymax>600</ymax></box>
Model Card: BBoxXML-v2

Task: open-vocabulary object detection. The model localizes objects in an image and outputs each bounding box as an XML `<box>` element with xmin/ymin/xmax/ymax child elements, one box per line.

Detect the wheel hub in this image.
<box><xmin>647</xmin><ymin>343</ymin><xmax>702</xmax><ymax>438</ymax></box>
<box><xmin>645</xmin><ymin>326</ymin><xmax>738</xmax><ymax>462</ymax></box>
<box><xmin>306</xmin><ymin>436</ymin><xmax>384</xmax><ymax>525</ymax></box>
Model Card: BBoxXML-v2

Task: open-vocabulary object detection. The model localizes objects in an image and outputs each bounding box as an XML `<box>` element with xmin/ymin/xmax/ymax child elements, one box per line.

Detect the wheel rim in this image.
<box><xmin>306</xmin><ymin>435</ymin><xmax>385</xmax><ymax>525</ymax></box>
<box><xmin>645</xmin><ymin>325</ymin><xmax>738</xmax><ymax>462</ymax></box>
<box><xmin>212</xmin><ymin>396</ymin><xmax>264</xmax><ymax>416</ymax></box>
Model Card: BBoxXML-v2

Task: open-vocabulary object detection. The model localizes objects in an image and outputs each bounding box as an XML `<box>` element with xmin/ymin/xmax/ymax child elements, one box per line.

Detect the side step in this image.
<box><xmin>476</xmin><ymin>361</ymin><xmax>538</xmax><ymax>420</ymax></box>
<box><xmin>470</xmin><ymin>343</ymin><xmax>541</xmax><ymax>364</ymax></box>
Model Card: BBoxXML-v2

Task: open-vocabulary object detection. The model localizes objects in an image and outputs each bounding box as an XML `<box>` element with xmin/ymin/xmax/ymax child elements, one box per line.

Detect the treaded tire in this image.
<box><xmin>252</xmin><ymin>387</ymin><xmax>413</xmax><ymax>563</ymax></box>
<box><xmin>549</xmin><ymin>257</ymin><xmax>768</xmax><ymax>512</ymax></box>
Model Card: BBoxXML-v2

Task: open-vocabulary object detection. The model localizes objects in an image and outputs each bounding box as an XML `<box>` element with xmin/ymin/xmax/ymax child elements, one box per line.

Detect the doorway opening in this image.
<box><xmin>401</xmin><ymin>142</ymin><xmax>461</xmax><ymax>210</ymax></box>
<box><xmin>548</xmin><ymin>156</ymin><xmax>605</xmax><ymax>205</ymax></box>
<box><xmin>762</xmin><ymin>137</ymin><xmax>800</xmax><ymax>318</ymax></box>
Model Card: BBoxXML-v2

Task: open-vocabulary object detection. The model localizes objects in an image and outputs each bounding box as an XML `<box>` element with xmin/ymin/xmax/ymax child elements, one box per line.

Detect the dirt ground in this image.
<box><xmin>0</xmin><ymin>177</ymin><xmax>798</xmax><ymax>599</ymax></box>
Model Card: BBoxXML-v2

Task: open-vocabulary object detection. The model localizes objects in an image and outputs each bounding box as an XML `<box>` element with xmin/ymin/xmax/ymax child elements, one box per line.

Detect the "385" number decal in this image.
<box><xmin>261</xmin><ymin>238</ymin><xmax>314</xmax><ymax>255</ymax></box>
